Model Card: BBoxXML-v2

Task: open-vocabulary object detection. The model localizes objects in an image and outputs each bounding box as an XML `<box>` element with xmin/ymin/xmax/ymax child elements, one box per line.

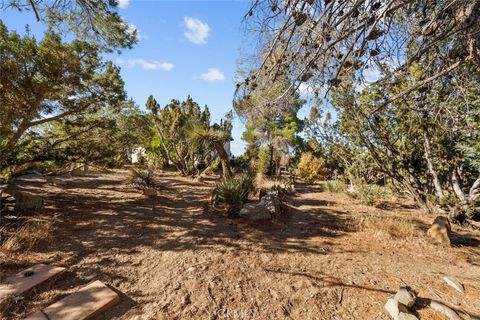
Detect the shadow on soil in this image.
<box><xmin>4</xmin><ymin>172</ymin><xmax>480</xmax><ymax>319</ymax></box>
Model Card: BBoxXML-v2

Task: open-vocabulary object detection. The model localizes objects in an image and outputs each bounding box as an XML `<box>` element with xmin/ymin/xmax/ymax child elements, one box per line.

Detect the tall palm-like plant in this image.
<box><xmin>190</xmin><ymin>123</ymin><xmax>232</xmax><ymax>178</ymax></box>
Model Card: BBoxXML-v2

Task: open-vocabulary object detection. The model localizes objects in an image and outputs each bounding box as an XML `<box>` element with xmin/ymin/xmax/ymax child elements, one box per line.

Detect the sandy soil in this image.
<box><xmin>1</xmin><ymin>170</ymin><xmax>480</xmax><ymax>320</ymax></box>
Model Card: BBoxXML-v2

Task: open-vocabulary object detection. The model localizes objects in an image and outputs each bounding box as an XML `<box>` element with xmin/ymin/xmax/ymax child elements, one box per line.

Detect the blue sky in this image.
<box><xmin>1</xmin><ymin>0</ymin><xmax>316</xmax><ymax>155</ymax></box>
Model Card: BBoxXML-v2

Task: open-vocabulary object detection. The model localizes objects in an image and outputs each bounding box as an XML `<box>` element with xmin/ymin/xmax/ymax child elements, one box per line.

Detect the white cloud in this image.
<box><xmin>117</xmin><ymin>0</ymin><xmax>130</xmax><ymax>9</ymax></box>
<box><xmin>183</xmin><ymin>16</ymin><xmax>211</xmax><ymax>44</ymax></box>
<box><xmin>200</xmin><ymin>68</ymin><xmax>225</xmax><ymax>82</ymax></box>
<box><xmin>117</xmin><ymin>58</ymin><xmax>174</xmax><ymax>71</ymax></box>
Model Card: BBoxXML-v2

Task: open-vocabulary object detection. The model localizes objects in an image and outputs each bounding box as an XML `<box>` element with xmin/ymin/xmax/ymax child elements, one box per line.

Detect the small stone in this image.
<box><xmin>394</xmin><ymin>286</ymin><xmax>417</xmax><ymax>308</ymax></box>
<box><xmin>442</xmin><ymin>276</ymin><xmax>465</xmax><ymax>293</ymax></box>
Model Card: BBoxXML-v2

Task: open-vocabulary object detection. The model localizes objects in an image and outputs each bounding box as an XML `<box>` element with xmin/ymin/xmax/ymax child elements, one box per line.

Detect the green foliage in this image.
<box><xmin>0</xmin><ymin>22</ymin><xmax>131</xmax><ymax>175</ymax></box>
<box><xmin>235</xmin><ymin>59</ymin><xmax>305</xmax><ymax>176</ymax></box>
<box><xmin>256</xmin><ymin>146</ymin><xmax>272</xmax><ymax>175</ymax></box>
<box><xmin>295</xmin><ymin>152</ymin><xmax>327</xmax><ymax>184</ymax></box>
<box><xmin>203</xmin><ymin>157</ymin><xmax>220</xmax><ymax>175</ymax></box>
<box><xmin>324</xmin><ymin>180</ymin><xmax>347</xmax><ymax>193</ymax></box>
<box><xmin>211</xmin><ymin>172</ymin><xmax>255</xmax><ymax>213</ymax></box>
<box><xmin>2</xmin><ymin>0</ymin><xmax>137</xmax><ymax>50</ymax></box>
<box><xmin>146</xmin><ymin>95</ymin><xmax>212</xmax><ymax>175</ymax></box>
<box><xmin>349</xmin><ymin>184</ymin><xmax>387</xmax><ymax>206</ymax></box>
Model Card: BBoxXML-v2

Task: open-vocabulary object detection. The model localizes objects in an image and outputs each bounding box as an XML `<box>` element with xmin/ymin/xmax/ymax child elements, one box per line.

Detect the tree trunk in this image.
<box><xmin>213</xmin><ymin>141</ymin><xmax>232</xmax><ymax>178</ymax></box>
<box><xmin>423</xmin><ymin>129</ymin><xmax>444</xmax><ymax>198</ymax></box>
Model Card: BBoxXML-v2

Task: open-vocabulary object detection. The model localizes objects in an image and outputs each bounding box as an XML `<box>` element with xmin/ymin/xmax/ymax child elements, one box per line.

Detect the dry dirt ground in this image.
<box><xmin>1</xmin><ymin>170</ymin><xmax>480</xmax><ymax>320</ymax></box>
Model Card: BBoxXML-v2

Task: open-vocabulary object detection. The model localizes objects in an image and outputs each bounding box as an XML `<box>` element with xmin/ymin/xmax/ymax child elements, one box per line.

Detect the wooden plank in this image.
<box><xmin>42</xmin><ymin>280</ymin><xmax>119</xmax><ymax>320</ymax></box>
<box><xmin>24</xmin><ymin>311</ymin><xmax>49</xmax><ymax>320</ymax></box>
<box><xmin>0</xmin><ymin>264</ymin><xmax>65</xmax><ymax>301</ymax></box>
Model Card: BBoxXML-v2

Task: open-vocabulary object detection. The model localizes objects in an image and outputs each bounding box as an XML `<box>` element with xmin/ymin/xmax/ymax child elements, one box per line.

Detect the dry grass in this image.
<box><xmin>0</xmin><ymin>217</ymin><xmax>55</xmax><ymax>252</ymax></box>
<box><xmin>355</xmin><ymin>215</ymin><xmax>418</xmax><ymax>240</ymax></box>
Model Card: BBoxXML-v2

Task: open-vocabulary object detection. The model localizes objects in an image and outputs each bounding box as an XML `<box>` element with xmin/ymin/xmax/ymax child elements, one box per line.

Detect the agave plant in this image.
<box><xmin>211</xmin><ymin>172</ymin><xmax>255</xmax><ymax>214</ymax></box>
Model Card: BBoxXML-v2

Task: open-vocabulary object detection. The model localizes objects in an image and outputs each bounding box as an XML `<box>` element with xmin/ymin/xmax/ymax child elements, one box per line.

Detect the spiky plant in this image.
<box><xmin>211</xmin><ymin>172</ymin><xmax>255</xmax><ymax>214</ymax></box>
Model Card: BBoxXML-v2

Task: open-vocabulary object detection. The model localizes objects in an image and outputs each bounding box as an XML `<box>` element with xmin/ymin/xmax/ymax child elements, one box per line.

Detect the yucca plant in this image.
<box><xmin>129</xmin><ymin>168</ymin><xmax>157</xmax><ymax>189</ymax></box>
<box><xmin>211</xmin><ymin>172</ymin><xmax>255</xmax><ymax>214</ymax></box>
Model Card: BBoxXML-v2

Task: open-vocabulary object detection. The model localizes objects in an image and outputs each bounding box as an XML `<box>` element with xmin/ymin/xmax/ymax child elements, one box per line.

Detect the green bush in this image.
<box><xmin>211</xmin><ymin>172</ymin><xmax>254</xmax><ymax>213</ymax></box>
<box><xmin>257</xmin><ymin>146</ymin><xmax>271</xmax><ymax>175</ymax></box>
<box><xmin>295</xmin><ymin>152</ymin><xmax>327</xmax><ymax>184</ymax></box>
<box><xmin>350</xmin><ymin>184</ymin><xmax>386</xmax><ymax>206</ymax></box>
<box><xmin>324</xmin><ymin>180</ymin><xmax>347</xmax><ymax>193</ymax></box>
<box><xmin>203</xmin><ymin>157</ymin><xmax>220</xmax><ymax>175</ymax></box>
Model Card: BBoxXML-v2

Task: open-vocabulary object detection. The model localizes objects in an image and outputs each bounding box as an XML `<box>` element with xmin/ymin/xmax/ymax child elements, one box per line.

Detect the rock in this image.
<box><xmin>442</xmin><ymin>276</ymin><xmax>465</xmax><ymax>293</ymax></box>
<box><xmin>399</xmin><ymin>313</ymin><xmax>419</xmax><ymax>320</ymax></box>
<box><xmin>394</xmin><ymin>286</ymin><xmax>417</xmax><ymax>308</ymax></box>
<box><xmin>14</xmin><ymin>191</ymin><xmax>44</xmax><ymax>213</ymax></box>
<box><xmin>47</xmin><ymin>177</ymin><xmax>67</xmax><ymax>186</ymax></box>
<box><xmin>427</xmin><ymin>215</ymin><xmax>451</xmax><ymax>246</ymax></box>
<box><xmin>71</xmin><ymin>168</ymin><xmax>85</xmax><ymax>177</ymax></box>
<box><xmin>143</xmin><ymin>188</ymin><xmax>157</xmax><ymax>197</ymax></box>
<box><xmin>430</xmin><ymin>300</ymin><xmax>462</xmax><ymax>320</ymax></box>
<box><xmin>239</xmin><ymin>203</ymin><xmax>272</xmax><ymax>220</ymax></box>
<box><xmin>240</xmin><ymin>189</ymin><xmax>285</xmax><ymax>220</ymax></box>
<box><xmin>385</xmin><ymin>298</ymin><xmax>419</xmax><ymax>320</ymax></box>
<box><xmin>385</xmin><ymin>298</ymin><xmax>407</xmax><ymax>319</ymax></box>
<box><xmin>285</xmin><ymin>185</ymin><xmax>296</xmax><ymax>195</ymax></box>
<box><xmin>258</xmin><ymin>188</ymin><xmax>267</xmax><ymax>201</ymax></box>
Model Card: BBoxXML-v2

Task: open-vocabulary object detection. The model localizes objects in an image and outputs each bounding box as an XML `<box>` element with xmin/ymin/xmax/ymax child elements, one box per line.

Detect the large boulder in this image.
<box><xmin>427</xmin><ymin>216</ymin><xmax>451</xmax><ymax>246</ymax></box>
<box><xmin>239</xmin><ymin>189</ymin><xmax>285</xmax><ymax>220</ymax></box>
<box><xmin>14</xmin><ymin>190</ymin><xmax>44</xmax><ymax>213</ymax></box>
<box><xmin>239</xmin><ymin>203</ymin><xmax>272</xmax><ymax>220</ymax></box>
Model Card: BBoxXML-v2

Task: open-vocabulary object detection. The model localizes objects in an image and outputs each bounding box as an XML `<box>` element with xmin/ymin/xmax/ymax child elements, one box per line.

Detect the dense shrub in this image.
<box><xmin>324</xmin><ymin>180</ymin><xmax>347</xmax><ymax>193</ymax></box>
<box><xmin>296</xmin><ymin>152</ymin><xmax>327</xmax><ymax>183</ymax></box>
<box><xmin>211</xmin><ymin>172</ymin><xmax>255</xmax><ymax>213</ymax></box>
<box><xmin>349</xmin><ymin>184</ymin><xmax>387</xmax><ymax>206</ymax></box>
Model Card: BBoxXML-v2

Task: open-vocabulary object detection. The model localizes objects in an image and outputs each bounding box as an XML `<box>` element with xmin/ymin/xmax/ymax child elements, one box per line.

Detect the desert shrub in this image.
<box><xmin>211</xmin><ymin>172</ymin><xmax>255</xmax><ymax>213</ymax></box>
<box><xmin>349</xmin><ymin>184</ymin><xmax>386</xmax><ymax>206</ymax></box>
<box><xmin>129</xmin><ymin>168</ymin><xmax>157</xmax><ymax>189</ymax></box>
<box><xmin>237</xmin><ymin>171</ymin><xmax>255</xmax><ymax>202</ymax></box>
<box><xmin>295</xmin><ymin>152</ymin><xmax>327</xmax><ymax>183</ymax></box>
<box><xmin>356</xmin><ymin>215</ymin><xmax>417</xmax><ymax>240</ymax></box>
<box><xmin>324</xmin><ymin>179</ymin><xmax>347</xmax><ymax>193</ymax></box>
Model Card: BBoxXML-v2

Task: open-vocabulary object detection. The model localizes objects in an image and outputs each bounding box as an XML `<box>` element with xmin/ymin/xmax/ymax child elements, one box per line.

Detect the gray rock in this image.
<box><xmin>394</xmin><ymin>286</ymin><xmax>417</xmax><ymax>308</ymax></box>
<box><xmin>399</xmin><ymin>313</ymin><xmax>419</xmax><ymax>320</ymax></box>
<box><xmin>239</xmin><ymin>203</ymin><xmax>272</xmax><ymax>220</ymax></box>
<box><xmin>240</xmin><ymin>189</ymin><xmax>284</xmax><ymax>220</ymax></box>
<box><xmin>14</xmin><ymin>190</ymin><xmax>44</xmax><ymax>213</ymax></box>
<box><xmin>430</xmin><ymin>300</ymin><xmax>461</xmax><ymax>320</ymax></box>
<box><xmin>385</xmin><ymin>298</ymin><xmax>407</xmax><ymax>320</ymax></box>
<box><xmin>385</xmin><ymin>298</ymin><xmax>418</xmax><ymax>320</ymax></box>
